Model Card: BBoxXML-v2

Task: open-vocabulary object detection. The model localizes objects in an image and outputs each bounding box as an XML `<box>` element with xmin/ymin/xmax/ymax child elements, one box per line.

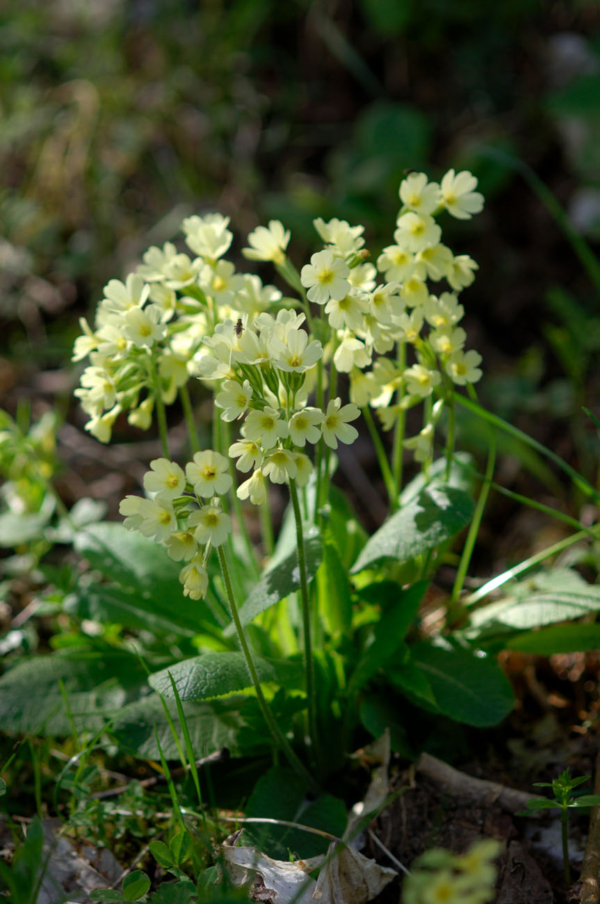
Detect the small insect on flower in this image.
<box><xmin>235</xmin><ymin>318</ymin><xmax>244</xmax><ymax>337</ymax></box>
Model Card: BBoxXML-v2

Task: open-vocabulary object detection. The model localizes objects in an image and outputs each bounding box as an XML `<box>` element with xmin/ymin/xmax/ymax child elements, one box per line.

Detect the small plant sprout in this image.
<box><xmin>523</xmin><ymin>768</ymin><xmax>600</xmax><ymax>884</ymax></box>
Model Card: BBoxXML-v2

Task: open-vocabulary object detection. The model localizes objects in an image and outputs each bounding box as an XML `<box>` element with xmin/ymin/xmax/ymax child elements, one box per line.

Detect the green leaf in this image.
<box><xmin>245</xmin><ymin>766</ymin><xmax>347</xmax><ymax>859</ymax></box>
<box><xmin>525</xmin><ymin>798</ymin><xmax>560</xmax><ymax>811</ymax></box>
<box><xmin>224</xmin><ymin>530</ymin><xmax>322</xmax><ymax>635</ymax></box>
<box><xmin>149</xmin><ymin>840</ymin><xmax>173</xmax><ymax>869</ymax></box>
<box><xmin>571</xmin><ymin>795</ymin><xmax>600</xmax><ymax>808</ymax></box>
<box><xmin>360</xmin><ymin>695</ymin><xmax>414</xmax><ymax>758</ymax></box>
<box><xmin>110</xmin><ymin>693</ymin><xmax>270</xmax><ymax>760</ymax></box>
<box><xmin>507</xmin><ymin>623</ymin><xmax>600</xmax><ymax>654</ymax></box>
<box><xmin>65</xmin><ymin>584</ymin><xmax>204</xmax><ymax>637</ymax></box>
<box><xmin>351</xmin><ymin>483</ymin><xmax>474</xmax><ymax>573</ymax></box>
<box><xmin>123</xmin><ymin>871</ymin><xmax>151</xmax><ymax>901</ymax></box>
<box><xmin>90</xmin><ymin>891</ymin><xmax>127</xmax><ymax>902</ymax></box>
<box><xmin>317</xmin><ymin>526</ymin><xmax>353</xmax><ymax>636</ymax></box>
<box><xmin>388</xmin><ymin>659</ymin><xmax>437</xmax><ymax>706</ymax></box>
<box><xmin>470</xmin><ymin>590</ymin><xmax>600</xmax><ymax>632</ymax></box>
<box><xmin>0</xmin><ymin>650</ymin><xmax>148</xmax><ymax>735</ymax></box>
<box><xmin>76</xmin><ymin>522</ymin><xmax>181</xmax><ymax>592</ymax></box>
<box><xmin>410</xmin><ymin>642</ymin><xmax>514</xmax><ymax>726</ymax></box>
<box><xmin>0</xmin><ymin>778</ymin><xmax>6</xmax><ymax>797</ymax></box>
<box><xmin>148</xmin><ymin>653</ymin><xmax>302</xmax><ymax>701</ymax></box>
<box><xmin>169</xmin><ymin>831</ymin><xmax>192</xmax><ymax>866</ymax></box>
<box><xmin>347</xmin><ymin>582</ymin><xmax>427</xmax><ymax>695</ymax></box>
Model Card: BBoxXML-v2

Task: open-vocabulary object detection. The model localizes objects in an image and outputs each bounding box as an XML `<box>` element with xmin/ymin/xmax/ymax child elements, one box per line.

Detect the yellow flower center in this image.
<box><xmin>411</xmin><ymin>222</ymin><xmax>425</xmax><ymax>236</ymax></box>
<box><xmin>408</xmin><ymin>194</ymin><xmax>421</xmax><ymax>207</ymax></box>
<box><xmin>318</xmin><ymin>268</ymin><xmax>334</xmax><ymax>285</ymax></box>
<box><xmin>444</xmin><ymin>191</ymin><xmax>456</xmax><ymax>206</ymax></box>
<box><xmin>289</xmin><ymin>355</ymin><xmax>301</xmax><ymax>367</ymax></box>
<box><xmin>455</xmin><ymin>362</ymin><xmax>467</xmax><ymax>376</ymax></box>
<box><xmin>212</xmin><ymin>276</ymin><xmax>226</xmax><ymax>292</ymax></box>
<box><xmin>166</xmin><ymin>474</ymin><xmax>180</xmax><ymax>488</ymax></box>
<box><xmin>392</xmin><ymin>251</ymin><xmax>408</xmax><ymax>265</ymax></box>
<box><xmin>202</xmin><ymin>465</ymin><xmax>217</xmax><ymax>479</ymax></box>
<box><xmin>158</xmin><ymin>511</ymin><xmax>172</xmax><ymax>525</ymax></box>
<box><xmin>140</xmin><ymin>324</ymin><xmax>152</xmax><ymax>337</ymax></box>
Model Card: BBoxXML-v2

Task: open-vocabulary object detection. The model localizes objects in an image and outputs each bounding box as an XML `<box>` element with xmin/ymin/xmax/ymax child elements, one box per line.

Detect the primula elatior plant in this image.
<box><xmin>71</xmin><ymin>168</ymin><xmax>490</xmax><ymax>780</ymax></box>
<box><xmin>63</xmin><ymin>167</ymin><xmax>600</xmax><ymax>796</ymax></box>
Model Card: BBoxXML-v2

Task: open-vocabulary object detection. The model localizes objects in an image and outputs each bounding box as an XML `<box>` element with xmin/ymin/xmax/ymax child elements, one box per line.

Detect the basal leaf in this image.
<box><xmin>75</xmin><ymin>522</ymin><xmax>181</xmax><ymax>599</ymax></box>
<box><xmin>507</xmin><ymin>623</ymin><xmax>600</xmax><ymax>654</ymax></box>
<box><xmin>123</xmin><ymin>871</ymin><xmax>151</xmax><ymax>902</ymax></box>
<box><xmin>317</xmin><ymin>525</ymin><xmax>353</xmax><ymax>636</ymax></box>
<box><xmin>111</xmin><ymin>693</ymin><xmax>273</xmax><ymax>760</ymax></box>
<box><xmin>410</xmin><ymin>641</ymin><xmax>514</xmax><ymax>726</ymax></box>
<box><xmin>0</xmin><ymin>650</ymin><xmax>148</xmax><ymax>735</ymax></box>
<box><xmin>347</xmin><ymin>582</ymin><xmax>427</xmax><ymax>695</ymax></box>
<box><xmin>470</xmin><ymin>590</ymin><xmax>600</xmax><ymax>632</ymax></box>
<box><xmin>359</xmin><ymin>696</ymin><xmax>413</xmax><ymax>758</ymax></box>
<box><xmin>148</xmin><ymin>653</ymin><xmax>303</xmax><ymax>701</ymax></box>
<box><xmin>351</xmin><ymin>483</ymin><xmax>473</xmax><ymax>573</ymax></box>
<box><xmin>224</xmin><ymin>529</ymin><xmax>322</xmax><ymax>635</ymax></box>
<box><xmin>245</xmin><ymin>766</ymin><xmax>347</xmax><ymax>859</ymax></box>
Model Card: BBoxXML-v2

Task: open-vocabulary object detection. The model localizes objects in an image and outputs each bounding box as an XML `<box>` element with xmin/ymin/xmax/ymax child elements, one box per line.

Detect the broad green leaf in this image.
<box><xmin>75</xmin><ymin>522</ymin><xmax>181</xmax><ymax>599</ymax></box>
<box><xmin>72</xmin><ymin>523</ymin><xmax>211</xmax><ymax>636</ymax></box>
<box><xmin>245</xmin><ymin>766</ymin><xmax>347</xmax><ymax>859</ymax></box>
<box><xmin>224</xmin><ymin>530</ymin><xmax>322</xmax><ymax>635</ymax></box>
<box><xmin>410</xmin><ymin>642</ymin><xmax>514</xmax><ymax>726</ymax></box>
<box><xmin>149</xmin><ymin>840</ymin><xmax>173</xmax><ymax>869</ymax></box>
<box><xmin>347</xmin><ymin>582</ymin><xmax>427</xmax><ymax>695</ymax></box>
<box><xmin>351</xmin><ymin>483</ymin><xmax>474</xmax><ymax>573</ymax></box>
<box><xmin>148</xmin><ymin>653</ymin><xmax>302</xmax><ymax>701</ymax></box>
<box><xmin>0</xmin><ymin>650</ymin><xmax>148</xmax><ymax>735</ymax></box>
<box><xmin>388</xmin><ymin>659</ymin><xmax>436</xmax><ymax>706</ymax></box>
<box><xmin>317</xmin><ymin>525</ymin><xmax>353</xmax><ymax>636</ymax></box>
<box><xmin>399</xmin><ymin>453</ymin><xmax>474</xmax><ymax>504</ymax></box>
<box><xmin>507</xmin><ymin>623</ymin><xmax>600</xmax><ymax>654</ymax></box>
<box><xmin>328</xmin><ymin>485</ymin><xmax>368</xmax><ymax>570</ymax></box>
<box><xmin>123</xmin><ymin>871</ymin><xmax>151</xmax><ymax>901</ymax></box>
<box><xmin>0</xmin><ymin>510</ymin><xmax>53</xmax><ymax>547</ymax></box>
<box><xmin>110</xmin><ymin>693</ymin><xmax>271</xmax><ymax>760</ymax></box>
<box><xmin>360</xmin><ymin>695</ymin><xmax>413</xmax><ymax>758</ymax></box>
<box><xmin>470</xmin><ymin>590</ymin><xmax>600</xmax><ymax>632</ymax></box>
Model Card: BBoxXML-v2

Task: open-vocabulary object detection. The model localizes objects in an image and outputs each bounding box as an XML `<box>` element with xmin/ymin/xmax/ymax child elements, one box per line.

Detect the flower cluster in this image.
<box><xmin>119</xmin><ymin>452</ymin><xmax>233</xmax><ymax>600</ymax></box>
<box><xmin>295</xmin><ymin>170</ymin><xmax>484</xmax><ymax>465</ymax></box>
<box><xmin>402</xmin><ymin>839</ymin><xmax>500</xmax><ymax>904</ymax></box>
<box><xmin>72</xmin><ymin>213</ymin><xmax>284</xmax><ymax>442</ymax></box>
<box><xmin>198</xmin><ymin>309</ymin><xmax>360</xmax><ymax>504</ymax></box>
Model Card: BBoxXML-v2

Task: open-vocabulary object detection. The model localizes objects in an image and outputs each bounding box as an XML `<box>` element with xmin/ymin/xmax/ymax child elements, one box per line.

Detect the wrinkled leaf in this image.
<box><xmin>0</xmin><ymin>650</ymin><xmax>148</xmax><ymax>735</ymax></box>
<box><xmin>411</xmin><ymin>641</ymin><xmax>514</xmax><ymax>726</ymax></box>
<box><xmin>148</xmin><ymin>653</ymin><xmax>303</xmax><ymax>701</ymax></box>
<box><xmin>111</xmin><ymin>693</ymin><xmax>273</xmax><ymax>760</ymax></box>
<box><xmin>352</xmin><ymin>483</ymin><xmax>473</xmax><ymax>573</ymax></box>
<box><xmin>225</xmin><ymin>530</ymin><xmax>322</xmax><ymax>635</ymax></box>
<box><xmin>470</xmin><ymin>590</ymin><xmax>600</xmax><ymax>632</ymax></box>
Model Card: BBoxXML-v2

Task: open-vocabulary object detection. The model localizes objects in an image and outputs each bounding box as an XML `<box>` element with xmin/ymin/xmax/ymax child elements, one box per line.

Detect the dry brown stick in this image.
<box><xmin>579</xmin><ymin>750</ymin><xmax>600</xmax><ymax>904</ymax></box>
<box><xmin>416</xmin><ymin>752</ymin><xmax>536</xmax><ymax>814</ymax></box>
<box><xmin>91</xmin><ymin>748</ymin><xmax>229</xmax><ymax>800</ymax></box>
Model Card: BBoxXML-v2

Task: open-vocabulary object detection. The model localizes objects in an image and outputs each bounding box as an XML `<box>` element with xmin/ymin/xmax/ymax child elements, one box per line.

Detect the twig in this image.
<box><xmin>580</xmin><ymin>751</ymin><xmax>600</xmax><ymax>904</ymax></box>
<box><xmin>110</xmin><ymin>842</ymin><xmax>152</xmax><ymax>890</ymax></box>
<box><xmin>215</xmin><ymin>815</ymin><xmax>342</xmax><ymax>841</ymax></box>
<box><xmin>91</xmin><ymin>749</ymin><xmax>228</xmax><ymax>800</ymax></box>
<box><xmin>367</xmin><ymin>828</ymin><xmax>410</xmax><ymax>876</ymax></box>
<box><xmin>416</xmin><ymin>752</ymin><xmax>536</xmax><ymax>814</ymax></box>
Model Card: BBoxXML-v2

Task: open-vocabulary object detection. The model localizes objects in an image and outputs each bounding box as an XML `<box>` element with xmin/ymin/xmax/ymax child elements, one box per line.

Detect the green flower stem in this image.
<box><xmin>289</xmin><ymin>478</ymin><xmax>320</xmax><ymax>768</ymax></box>
<box><xmin>444</xmin><ymin>397</ymin><xmax>456</xmax><ymax>483</ymax></box>
<box><xmin>391</xmin><ymin>341</ymin><xmax>406</xmax><ymax>507</ymax></box>
<box><xmin>148</xmin><ymin>353</ymin><xmax>169</xmax><ymax>458</ymax></box>
<box><xmin>466</xmin><ymin>522</ymin><xmax>600</xmax><ymax>606</ymax></box>
<box><xmin>223</xmin><ymin>420</ymin><xmax>259</xmax><ymax>580</ymax></box>
<box><xmin>562</xmin><ymin>809</ymin><xmax>571</xmax><ymax>885</ymax></box>
<box><xmin>454</xmin><ymin>392</ymin><xmax>600</xmax><ymax>503</ymax></box>
<box><xmin>422</xmin><ymin>395</ymin><xmax>433</xmax><ymax>483</ymax></box>
<box><xmin>179</xmin><ymin>384</ymin><xmax>199</xmax><ymax>455</ymax></box>
<box><xmin>216</xmin><ymin>546</ymin><xmax>318</xmax><ymax>794</ymax></box>
<box><xmin>319</xmin><ymin>346</ymin><xmax>338</xmax><ymax>509</ymax></box>
<box><xmin>450</xmin><ymin>435</ymin><xmax>496</xmax><ymax>610</ymax></box>
<box><xmin>259</xmin><ymin>499</ymin><xmax>274</xmax><ymax>557</ymax></box>
<box><xmin>362</xmin><ymin>406</ymin><xmax>396</xmax><ymax>506</ymax></box>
